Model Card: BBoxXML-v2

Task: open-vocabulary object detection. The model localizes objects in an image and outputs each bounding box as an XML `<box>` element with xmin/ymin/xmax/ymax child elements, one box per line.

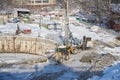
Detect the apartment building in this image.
<box><xmin>12</xmin><ymin>0</ymin><xmax>56</xmax><ymax>8</ymax></box>
<box><xmin>27</xmin><ymin>0</ymin><xmax>56</xmax><ymax>6</ymax></box>
<box><xmin>12</xmin><ymin>0</ymin><xmax>56</xmax><ymax>13</ymax></box>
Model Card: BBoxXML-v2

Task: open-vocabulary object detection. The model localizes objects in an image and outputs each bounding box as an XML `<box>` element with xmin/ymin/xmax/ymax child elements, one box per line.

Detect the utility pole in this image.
<box><xmin>65</xmin><ymin>0</ymin><xmax>69</xmax><ymax>48</ymax></box>
<box><xmin>39</xmin><ymin>5</ymin><xmax>43</xmax><ymax>29</ymax></box>
<box><xmin>39</xmin><ymin>7</ymin><xmax>41</xmax><ymax>29</ymax></box>
<box><xmin>64</xmin><ymin>0</ymin><xmax>70</xmax><ymax>60</ymax></box>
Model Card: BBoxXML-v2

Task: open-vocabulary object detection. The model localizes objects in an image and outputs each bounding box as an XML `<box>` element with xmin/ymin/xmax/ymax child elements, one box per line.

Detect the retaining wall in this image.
<box><xmin>0</xmin><ymin>36</ymin><xmax>55</xmax><ymax>55</ymax></box>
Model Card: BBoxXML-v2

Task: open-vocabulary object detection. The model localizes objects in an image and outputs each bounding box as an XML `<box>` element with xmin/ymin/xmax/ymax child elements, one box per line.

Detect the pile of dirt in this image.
<box><xmin>78</xmin><ymin>53</ymin><xmax>116</xmax><ymax>80</ymax></box>
<box><xmin>80</xmin><ymin>52</ymin><xmax>100</xmax><ymax>63</ymax></box>
<box><xmin>95</xmin><ymin>53</ymin><xmax>116</xmax><ymax>69</ymax></box>
<box><xmin>80</xmin><ymin>53</ymin><xmax>116</xmax><ymax>70</ymax></box>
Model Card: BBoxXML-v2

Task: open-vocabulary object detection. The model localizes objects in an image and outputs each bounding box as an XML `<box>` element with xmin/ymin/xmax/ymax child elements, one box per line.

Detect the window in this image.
<box><xmin>31</xmin><ymin>1</ymin><xmax>34</xmax><ymax>3</ymax></box>
<box><xmin>35</xmin><ymin>0</ymin><xmax>42</xmax><ymax>3</ymax></box>
<box><xmin>43</xmin><ymin>0</ymin><xmax>49</xmax><ymax>3</ymax></box>
<box><xmin>29</xmin><ymin>0</ymin><xmax>34</xmax><ymax>3</ymax></box>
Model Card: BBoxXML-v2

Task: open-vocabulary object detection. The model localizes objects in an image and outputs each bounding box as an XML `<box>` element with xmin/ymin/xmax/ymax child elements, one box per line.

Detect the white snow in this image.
<box><xmin>0</xmin><ymin>14</ymin><xmax>120</xmax><ymax>80</ymax></box>
<box><xmin>41</xmin><ymin>20</ymin><xmax>55</xmax><ymax>24</ymax></box>
<box><xmin>88</xmin><ymin>62</ymin><xmax>120</xmax><ymax>80</ymax></box>
<box><xmin>0</xmin><ymin>53</ymin><xmax>42</xmax><ymax>64</ymax></box>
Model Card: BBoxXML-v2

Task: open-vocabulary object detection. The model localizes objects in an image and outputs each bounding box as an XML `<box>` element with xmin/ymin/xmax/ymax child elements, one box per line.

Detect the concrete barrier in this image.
<box><xmin>0</xmin><ymin>36</ymin><xmax>55</xmax><ymax>55</ymax></box>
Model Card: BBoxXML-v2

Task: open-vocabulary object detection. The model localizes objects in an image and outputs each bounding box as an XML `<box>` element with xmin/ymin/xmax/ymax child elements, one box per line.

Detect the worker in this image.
<box><xmin>16</xmin><ymin>24</ymin><xmax>21</xmax><ymax>35</ymax></box>
<box><xmin>81</xmin><ymin>36</ymin><xmax>87</xmax><ymax>50</ymax></box>
<box><xmin>54</xmin><ymin>22</ymin><xmax>57</xmax><ymax>30</ymax></box>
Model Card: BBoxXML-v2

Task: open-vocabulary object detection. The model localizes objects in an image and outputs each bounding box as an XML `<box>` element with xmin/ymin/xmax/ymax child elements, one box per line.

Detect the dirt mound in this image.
<box><xmin>95</xmin><ymin>53</ymin><xmax>116</xmax><ymax>68</ymax></box>
<box><xmin>79</xmin><ymin>53</ymin><xmax>116</xmax><ymax>80</ymax></box>
<box><xmin>80</xmin><ymin>53</ymin><xmax>116</xmax><ymax>70</ymax></box>
<box><xmin>80</xmin><ymin>52</ymin><xmax>99</xmax><ymax>63</ymax></box>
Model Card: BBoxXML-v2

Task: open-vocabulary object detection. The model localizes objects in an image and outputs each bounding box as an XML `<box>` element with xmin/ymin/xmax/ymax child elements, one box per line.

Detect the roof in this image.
<box><xmin>0</xmin><ymin>8</ymin><xmax>30</xmax><ymax>15</ymax></box>
<box><xmin>14</xmin><ymin>8</ymin><xmax>30</xmax><ymax>12</ymax></box>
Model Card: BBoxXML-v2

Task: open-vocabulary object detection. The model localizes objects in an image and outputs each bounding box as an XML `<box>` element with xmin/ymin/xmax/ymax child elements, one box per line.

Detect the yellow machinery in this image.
<box><xmin>52</xmin><ymin>45</ymin><xmax>74</xmax><ymax>64</ymax></box>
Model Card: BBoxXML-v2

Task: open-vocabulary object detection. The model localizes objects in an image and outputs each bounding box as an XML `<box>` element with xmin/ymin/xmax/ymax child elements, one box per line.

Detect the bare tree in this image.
<box><xmin>93</xmin><ymin>0</ymin><xmax>111</xmax><ymax>23</ymax></box>
<box><xmin>0</xmin><ymin>0</ymin><xmax>12</xmax><ymax>10</ymax></box>
<box><xmin>11</xmin><ymin>0</ymin><xmax>29</xmax><ymax>8</ymax></box>
<box><xmin>112</xmin><ymin>0</ymin><xmax>120</xmax><ymax>4</ymax></box>
<box><xmin>75</xmin><ymin>0</ymin><xmax>112</xmax><ymax>24</ymax></box>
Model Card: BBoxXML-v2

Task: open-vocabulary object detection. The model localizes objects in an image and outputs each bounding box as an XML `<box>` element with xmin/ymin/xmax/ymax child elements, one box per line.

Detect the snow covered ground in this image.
<box><xmin>88</xmin><ymin>62</ymin><xmax>120</xmax><ymax>80</ymax></box>
<box><xmin>0</xmin><ymin>53</ymin><xmax>43</xmax><ymax>64</ymax></box>
<box><xmin>0</xmin><ymin>18</ymin><xmax>120</xmax><ymax>80</ymax></box>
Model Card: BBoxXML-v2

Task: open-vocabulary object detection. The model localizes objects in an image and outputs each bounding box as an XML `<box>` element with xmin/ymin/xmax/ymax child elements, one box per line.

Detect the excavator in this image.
<box><xmin>51</xmin><ymin>31</ymin><xmax>92</xmax><ymax>64</ymax></box>
<box><xmin>51</xmin><ymin>0</ymin><xmax>92</xmax><ymax>64</ymax></box>
<box><xmin>51</xmin><ymin>31</ymin><xmax>74</xmax><ymax>64</ymax></box>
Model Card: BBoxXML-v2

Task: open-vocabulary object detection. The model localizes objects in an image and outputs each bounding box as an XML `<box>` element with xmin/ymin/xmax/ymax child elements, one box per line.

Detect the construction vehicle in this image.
<box><xmin>51</xmin><ymin>36</ymin><xmax>92</xmax><ymax>64</ymax></box>
<box><xmin>51</xmin><ymin>0</ymin><xmax>92</xmax><ymax>64</ymax></box>
<box><xmin>51</xmin><ymin>45</ymin><xmax>74</xmax><ymax>64</ymax></box>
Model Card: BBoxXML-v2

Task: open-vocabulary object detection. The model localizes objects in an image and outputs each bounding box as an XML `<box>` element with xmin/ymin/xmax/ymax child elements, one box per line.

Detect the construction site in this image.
<box><xmin>0</xmin><ymin>20</ymin><xmax>120</xmax><ymax>80</ymax></box>
<box><xmin>0</xmin><ymin>0</ymin><xmax>120</xmax><ymax>80</ymax></box>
